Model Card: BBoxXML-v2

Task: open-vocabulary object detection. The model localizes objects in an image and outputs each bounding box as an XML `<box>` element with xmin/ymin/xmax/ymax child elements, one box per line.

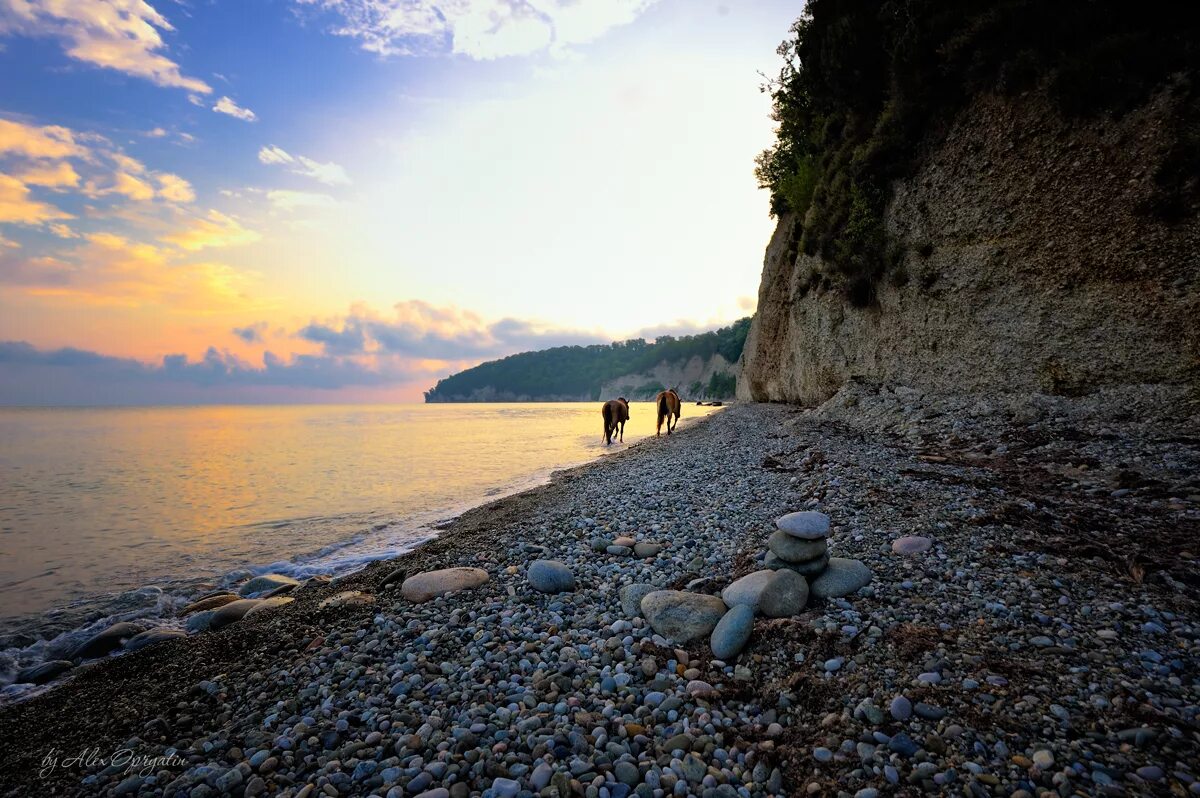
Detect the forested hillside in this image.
<box><xmin>425</xmin><ymin>318</ymin><xmax>749</xmax><ymax>402</ymax></box>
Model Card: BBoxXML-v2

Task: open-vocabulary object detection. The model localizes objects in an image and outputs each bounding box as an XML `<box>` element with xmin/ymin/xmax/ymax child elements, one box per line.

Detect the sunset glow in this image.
<box><xmin>0</xmin><ymin>1</ymin><xmax>795</xmax><ymax>403</ymax></box>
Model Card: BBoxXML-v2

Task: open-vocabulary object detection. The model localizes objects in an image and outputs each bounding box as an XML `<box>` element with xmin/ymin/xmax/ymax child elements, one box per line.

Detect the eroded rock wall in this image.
<box><xmin>738</xmin><ymin>89</ymin><xmax>1200</xmax><ymax>407</ymax></box>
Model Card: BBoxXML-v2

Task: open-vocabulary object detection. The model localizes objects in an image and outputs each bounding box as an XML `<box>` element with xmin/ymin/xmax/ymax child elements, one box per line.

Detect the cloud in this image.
<box><xmin>0</xmin><ymin>173</ymin><xmax>73</xmax><ymax>224</ymax></box>
<box><xmin>14</xmin><ymin>160</ymin><xmax>81</xmax><ymax>188</ymax></box>
<box><xmin>161</xmin><ymin>209</ymin><xmax>260</xmax><ymax>251</ymax></box>
<box><xmin>212</xmin><ymin>96</ymin><xmax>257</xmax><ymax>122</ymax></box>
<box><xmin>0</xmin><ymin>0</ymin><xmax>212</xmax><ymax>93</ymax></box>
<box><xmin>0</xmin><ymin>118</ymin><xmax>86</xmax><ymax>159</ymax></box>
<box><xmin>295</xmin><ymin>300</ymin><xmax>607</xmax><ymax>360</ymax></box>
<box><xmin>293</xmin><ymin>0</ymin><xmax>658</xmax><ymax>59</ymax></box>
<box><xmin>232</xmin><ymin>321</ymin><xmax>268</xmax><ymax>343</ymax></box>
<box><xmin>0</xmin><ymin>231</ymin><xmax>259</xmax><ymax>309</ymax></box>
<box><xmin>257</xmin><ymin>145</ymin><xmax>350</xmax><ymax>185</ymax></box>
<box><xmin>0</xmin><ymin>340</ymin><xmax>439</xmax><ymax>404</ymax></box>
<box><xmin>156</xmin><ymin>173</ymin><xmax>195</xmax><ymax>203</ymax></box>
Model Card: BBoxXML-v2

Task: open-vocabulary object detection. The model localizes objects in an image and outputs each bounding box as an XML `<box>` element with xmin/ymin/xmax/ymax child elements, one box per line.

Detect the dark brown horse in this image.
<box><xmin>655</xmin><ymin>389</ymin><xmax>681</xmax><ymax>436</ymax></box>
<box><xmin>601</xmin><ymin>397</ymin><xmax>630</xmax><ymax>445</ymax></box>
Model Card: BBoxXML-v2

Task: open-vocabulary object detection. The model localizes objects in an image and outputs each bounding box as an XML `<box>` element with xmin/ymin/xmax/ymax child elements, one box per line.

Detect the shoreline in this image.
<box><xmin>2</xmin><ymin>396</ymin><xmax>1197</xmax><ymax>797</ymax></box>
<box><xmin>0</xmin><ymin>407</ymin><xmax>723</xmax><ymax>697</ymax></box>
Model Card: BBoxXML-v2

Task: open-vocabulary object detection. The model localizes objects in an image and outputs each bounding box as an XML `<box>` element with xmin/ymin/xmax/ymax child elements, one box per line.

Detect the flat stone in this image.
<box><xmin>318</xmin><ymin>590</ymin><xmax>375</xmax><ymax>609</ymax></box>
<box><xmin>721</xmin><ymin>570</ymin><xmax>775</xmax><ymax>612</ymax></box>
<box><xmin>709</xmin><ymin>604</ymin><xmax>754</xmax><ymax>660</ymax></box>
<box><xmin>208</xmin><ymin>599</ymin><xmax>263</xmax><ymax>630</ymax></box>
<box><xmin>69</xmin><ymin>622</ymin><xmax>143</xmax><ymax>660</ymax></box>
<box><xmin>640</xmin><ymin>590</ymin><xmax>727</xmax><ymax>644</ymax></box>
<box><xmin>768</xmin><ymin>530</ymin><xmax>828</xmax><ymax>562</ymax></box>
<box><xmin>401</xmin><ymin>567</ymin><xmax>490</xmax><ymax>602</ymax></box>
<box><xmin>775</xmin><ymin>511</ymin><xmax>830</xmax><ymax>540</ymax></box>
<box><xmin>633</xmin><ymin>542</ymin><xmax>664</xmax><ymax>558</ymax></box>
<box><xmin>243</xmin><ymin>595</ymin><xmax>294</xmax><ymax>618</ymax></box>
<box><xmin>606</xmin><ymin>545</ymin><xmax>633</xmax><ymax>556</ymax></box>
<box><xmin>809</xmin><ymin>557</ymin><xmax>872</xmax><ymax>599</ymax></box>
<box><xmin>613</xmin><ymin>536</ymin><xmax>636</xmax><ymax>547</ymax></box>
<box><xmin>765</xmin><ymin>550</ymin><xmax>830</xmax><ymax>576</ymax></box>
<box><xmin>759</xmin><ymin>569</ymin><xmax>808</xmax><ymax>617</ymax></box>
<box><xmin>238</xmin><ymin>573</ymin><xmax>300</xmax><ymax>597</ymax></box>
<box><xmin>892</xmin><ymin>535</ymin><xmax>933</xmax><ymax>555</ymax></box>
<box><xmin>527</xmin><ymin>560</ymin><xmax>575</xmax><ymax>593</ymax></box>
<box><xmin>620</xmin><ymin>583</ymin><xmax>657</xmax><ymax>617</ymax></box>
<box><xmin>178</xmin><ymin>593</ymin><xmax>241</xmax><ymax>616</ymax></box>
<box><xmin>186</xmin><ymin>610</ymin><xmax>216</xmax><ymax>633</ymax></box>
<box><xmin>124</xmin><ymin>628</ymin><xmax>187</xmax><ymax>652</ymax></box>
<box><xmin>14</xmin><ymin>660</ymin><xmax>73</xmax><ymax>685</ymax></box>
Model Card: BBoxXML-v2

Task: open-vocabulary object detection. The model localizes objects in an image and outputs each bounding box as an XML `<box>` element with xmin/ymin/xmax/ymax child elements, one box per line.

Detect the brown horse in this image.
<box><xmin>655</xmin><ymin>389</ymin><xmax>681</xmax><ymax>436</ymax></box>
<box><xmin>601</xmin><ymin>397</ymin><xmax>630</xmax><ymax>445</ymax></box>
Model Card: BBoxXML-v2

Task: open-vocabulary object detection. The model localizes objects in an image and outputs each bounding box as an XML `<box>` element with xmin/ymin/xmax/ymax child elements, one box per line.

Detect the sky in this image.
<box><xmin>0</xmin><ymin>0</ymin><xmax>799</xmax><ymax>404</ymax></box>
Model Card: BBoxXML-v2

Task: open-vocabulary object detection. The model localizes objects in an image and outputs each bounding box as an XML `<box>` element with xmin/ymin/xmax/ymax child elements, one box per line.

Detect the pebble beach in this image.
<box><xmin>1</xmin><ymin>390</ymin><xmax>1198</xmax><ymax>798</ymax></box>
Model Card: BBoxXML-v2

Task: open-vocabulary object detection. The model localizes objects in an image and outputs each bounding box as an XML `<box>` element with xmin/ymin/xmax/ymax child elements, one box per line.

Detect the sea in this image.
<box><xmin>0</xmin><ymin>401</ymin><xmax>721</xmax><ymax>695</ymax></box>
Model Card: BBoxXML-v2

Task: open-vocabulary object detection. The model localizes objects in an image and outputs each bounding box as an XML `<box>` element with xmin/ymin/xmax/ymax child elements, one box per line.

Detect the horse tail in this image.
<box><xmin>657</xmin><ymin>392</ymin><xmax>667</xmax><ymax>419</ymax></box>
<box><xmin>602</xmin><ymin>402</ymin><xmax>613</xmax><ymax>440</ymax></box>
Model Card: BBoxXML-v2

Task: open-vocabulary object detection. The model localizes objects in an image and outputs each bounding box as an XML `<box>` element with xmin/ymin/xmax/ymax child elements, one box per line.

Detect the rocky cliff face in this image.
<box><xmin>739</xmin><ymin>88</ymin><xmax>1199</xmax><ymax>409</ymax></box>
<box><xmin>601</xmin><ymin>353</ymin><xmax>735</xmax><ymax>401</ymax></box>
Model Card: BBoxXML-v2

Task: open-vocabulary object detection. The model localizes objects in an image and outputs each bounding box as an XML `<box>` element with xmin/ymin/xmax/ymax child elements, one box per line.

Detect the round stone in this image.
<box><xmin>620</xmin><ymin>583</ymin><xmax>657</xmax><ymax>617</ymax></box>
<box><xmin>892</xmin><ymin>535</ymin><xmax>932</xmax><ymax>555</ymax></box>
<box><xmin>640</xmin><ymin>590</ymin><xmax>727</xmax><ymax>644</ymax></box>
<box><xmin>401</xmin><ymin>567</ymin><xmax>491</xmax><ymax>602</ymax></box>
<box><xmin>775</xmin><ymin>511</ymin><xmax>830</xmax><ymax>540</ymax></box>
<box><xmin>527</xmin><ymin>560</ymin><xmax>575</xmax><ymax>593</ymax></box>
<box><xmin>765</xmin><ymin>550</ymin><xmax>830</xmax><ymax>576</ymax></box>
<box><xmin>238</xmin><ymin>573</ymin><xmax>300</xmax><ymax>597</ymax></box>
<box><xmin>809</xmin><ymin>557</ymin><xmax>872</xmax><ymax>599</ymax></box>
<box><xmin>709</xmin><ymin>604</ymin><xmax>754</xmax><ymax>660</ymax></box>
<box><xmin>720</xmin><ymin>570</ymin><xmax>775</xmax><ymax>612</ymax></box>
<box><xmin>758</xmin><ymin>569</ymin><xmax>808</xmax><ymax>617</ymax></box>
<box><xmin>767</xmin><ymin>530</ymin><xmax>828</xmax><ymax>562</ymax></box>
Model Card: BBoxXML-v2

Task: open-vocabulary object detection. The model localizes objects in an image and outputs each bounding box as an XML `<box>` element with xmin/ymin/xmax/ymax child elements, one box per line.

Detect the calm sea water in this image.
<box><xmin>0</xmin><ymin>402</ymin><xmax>719</xmax><ymax>687</ymax></box>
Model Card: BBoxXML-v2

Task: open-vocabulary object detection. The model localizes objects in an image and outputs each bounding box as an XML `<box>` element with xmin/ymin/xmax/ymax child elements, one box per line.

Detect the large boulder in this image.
<box><xmin>776</xmin><ymin>511</ymin><xmax>830</xmax><ymax>540</ymax></box>
<box><xmin>640</xmin><ymin>591</ymin><xmax>728</xmax><ymax>644</ymax></box>
<box><xmin>527</xmin><ymin>560</ymin><xmax>575</xmax><ymax>594</ymax></box>
<box><xmin>721</xmin><ymin>571</ymin><xmax>775</xmax><ymax>612</ymax></box>
<box><xmin>810</xmin><ymin>558</ymin><xmax>873</xmax><ymax>599</ymax></box>
<box><xmin>401</xmin><ymin>567</ymin><xmax>490</xmax><ymax>603</ymax></box>
<box><xmin>759</xmin><ymin>570</ymin><xmax>808</xmax><ymax>617</ymax></box>
<box><xmin>239</xmin><ymin>574</ymin><xmax>300</xmax><ymax>597</ymax></box>
<box><xmin>124</xmin><ymin>628</ymin><xmax>187</xmax><ymax>652</ymax></box>
<box><xmin>179</xmin><ymin>593</ymin><xmax>241</xmax><ymax>615</ymax></box>
<box><xmin>69</xmin><ymin>622</ymin><xmax>143</xmax><ymax>660</ymax></box>
<box><xmin>14</xmin><ymin>660</ymin><xmax>73</xmax><ymax>685</ymax></box>
<box><xmin>186</xmin><ymin>610</ymin><xmax>216</xmax><ymax>633</ymax></box>
<box><xmin>208</xmin><ymin>599</ymin><xmax>263</xmax><ymax>630</ymax></box>
<box><xmin>768</xmin><ymin>530</ymin><xmax>828</xmax><ymax>562</ymax></box>
<box><xmin>710</xmin><ymin>605</ymin><xmax>755</xmax><ymax>660</ymax></box>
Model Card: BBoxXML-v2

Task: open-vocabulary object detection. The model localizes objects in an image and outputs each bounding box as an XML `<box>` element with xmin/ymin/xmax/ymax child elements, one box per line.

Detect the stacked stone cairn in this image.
<box><xmin>634</xmin><ymin>510</ymin><xmax>873</xmax><ymax>663</ymax></box>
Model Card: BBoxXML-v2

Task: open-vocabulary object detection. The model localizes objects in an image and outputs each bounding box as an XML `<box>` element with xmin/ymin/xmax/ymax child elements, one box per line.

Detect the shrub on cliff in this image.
<box><xmin>755</xmin><ymin>0</ymin><xmax>1200</xmax><ymax>297</ymax></box>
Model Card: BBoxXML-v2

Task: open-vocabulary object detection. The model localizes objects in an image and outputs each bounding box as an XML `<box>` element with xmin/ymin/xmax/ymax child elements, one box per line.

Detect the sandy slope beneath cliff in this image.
<box><xmin>0</xmin><ymin>397</ymin><xmax>1197</xmax><ymax>797</ymax></box>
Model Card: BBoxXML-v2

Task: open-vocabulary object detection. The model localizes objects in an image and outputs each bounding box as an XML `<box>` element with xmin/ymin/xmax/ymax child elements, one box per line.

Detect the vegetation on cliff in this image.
<box><xmin>424</xmin><ymin>318</ymin><xmax>750</xmax><ymax>402</ymax></box>
<box><xmin>754</xmin><ymin>0</ymin><xmax>1200</xmax><ymax>305</ymax></box>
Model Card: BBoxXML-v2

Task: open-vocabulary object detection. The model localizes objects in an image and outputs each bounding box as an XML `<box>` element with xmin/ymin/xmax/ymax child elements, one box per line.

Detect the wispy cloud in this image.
<box><xmin>161</xmin><ymin>209</ymin><xmax>260</xmax><ymax>251</ymax></box>
<box><xmin>212</xmin><ymin>96</ymin><xmax>257</xmax><ymax>122</ymax></box>
<box><xmin>0</xmin><ymin>173</ymin><xmax>73</xmax><ymax>224</ymax></box>
<box><xmin>232</xmin><ymin>321</ymin><xmax>269</xmax><ymax>344</ymax></box>
<box><xmin>257</xmin><ymin>145</ymin><xmax>350</xmax><ymax>185</ymax></box>
<box><xmin>266</xmin><ymin>189</ymin><xmax>339</xmax><ymax>211</ymax></box>
<box><xmin>293</xmin><ymin>0</ymin><xmax>659</xmax><ymax>59</ymax></box>
<box><xmin>0</xmin><ymin>0</ymin><xmax>212</xmax><ymax>93</ymax></box>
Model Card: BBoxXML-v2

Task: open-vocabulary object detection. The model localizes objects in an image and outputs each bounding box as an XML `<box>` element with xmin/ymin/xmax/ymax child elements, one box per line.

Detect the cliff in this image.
<box><xmin>600</xmin><ymin>353</ymin><xmax>736</xmax><ymax>402</ymax></box>
<box><xmin>740</xmin><ymin>84</ymin><xmax>1199</xmax><ymax>407</ymax></box>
